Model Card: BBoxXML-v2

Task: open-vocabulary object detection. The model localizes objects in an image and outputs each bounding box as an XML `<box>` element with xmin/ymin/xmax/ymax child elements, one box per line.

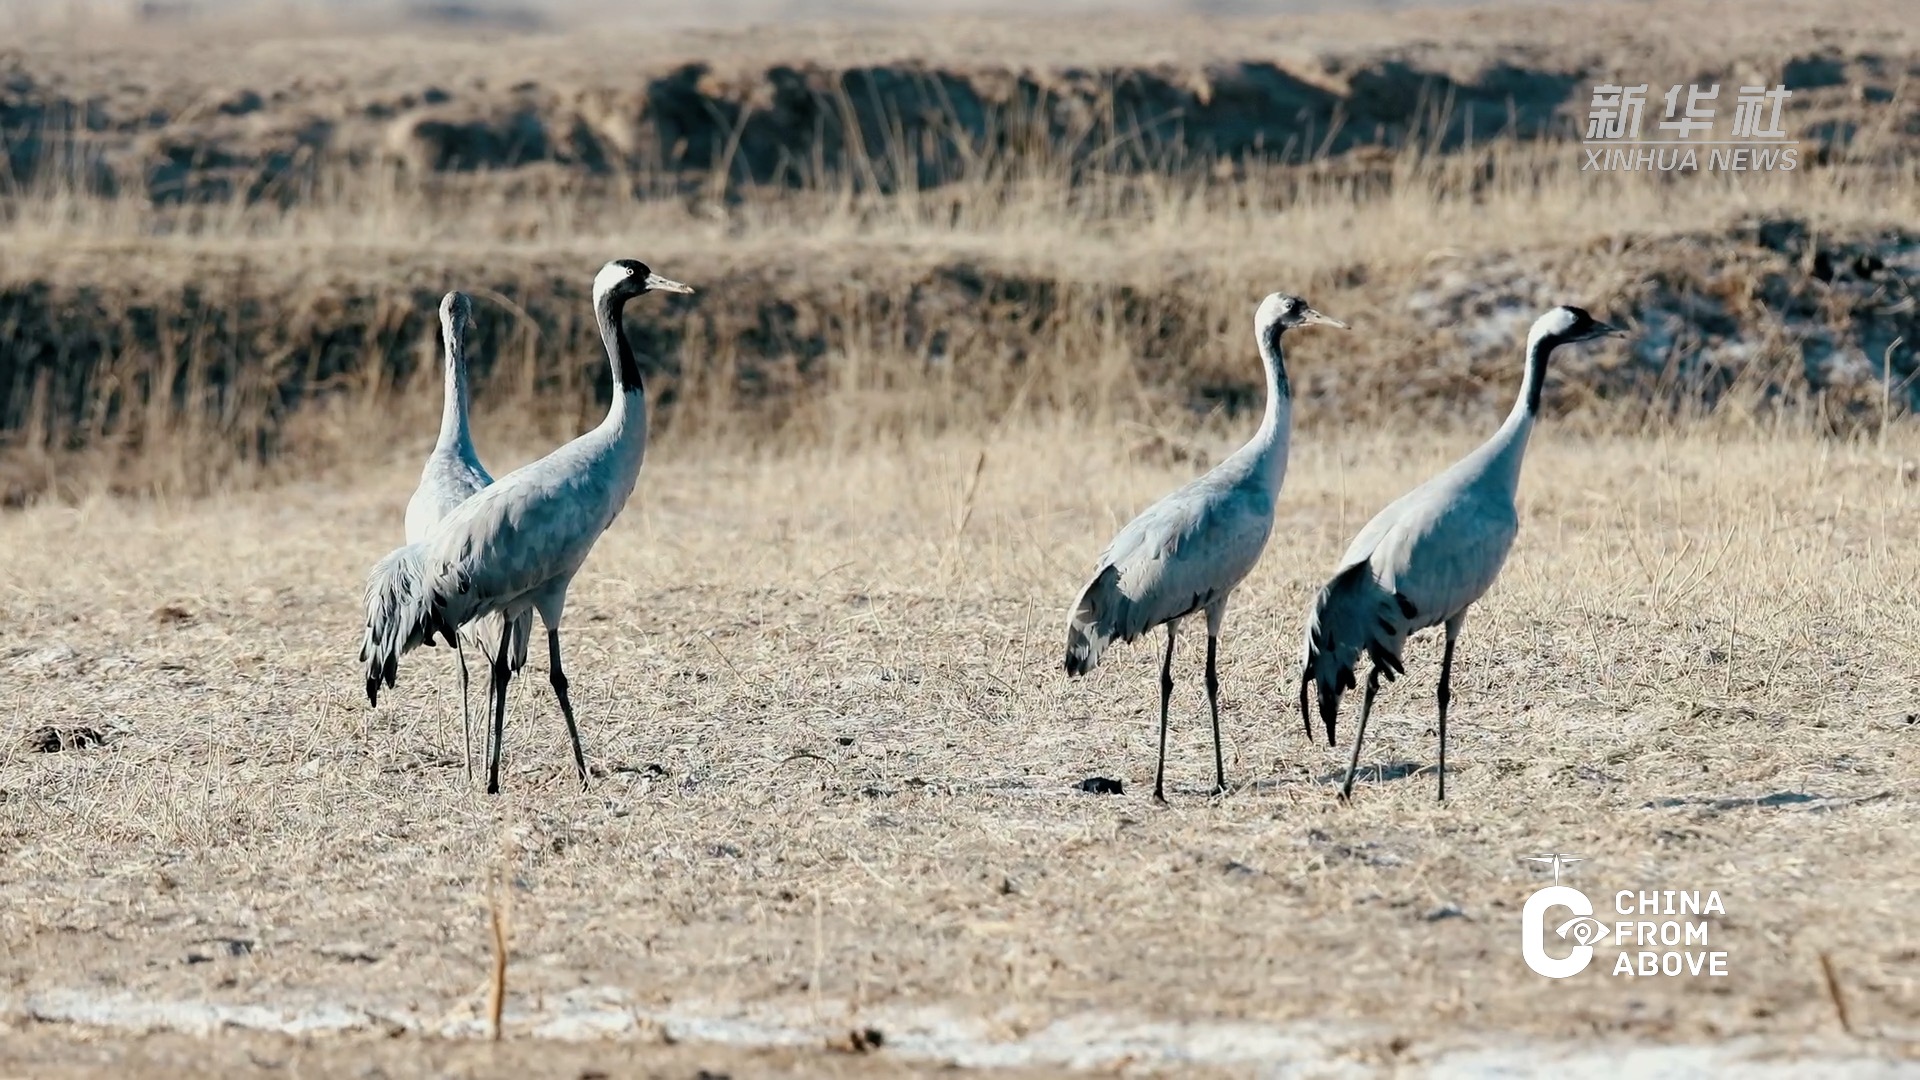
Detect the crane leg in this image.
<box><xmin>455</xmin><ymin>636</ymin><xmax>474</xmax><ymax>784</ymax></box>
<box><xmin>1436</xmin><ymin>616</ymin><xmax>1463</xmax><ymax>803</ymax></box>
<box><xmin>485</xmin><ymin>620</ymin><xmax>513</xmax><ymax>795</ymax></box>
<box><xmin>547</xmin><ymin>628</ymin><xmax>589</xmax><ymax>790</ymax></box>
<box><xmin>1204</xmin><ymin>634</ymin><xmax>1225</xmax><ymax>797</ymax></box>
<box><xmin>1153</xmin><ymin>622</ymin><xmax>1177</xmax><ymax>804</ymax></box>
<box><xmin>1339</xmin><ymin>664</ymin><xmax>1383</xmax><ymax>803</ymax></box>
<box><xmin>1298</xmin><ymin>672</ymin><xmax>1314</xmax><ymax>744</ymax></box>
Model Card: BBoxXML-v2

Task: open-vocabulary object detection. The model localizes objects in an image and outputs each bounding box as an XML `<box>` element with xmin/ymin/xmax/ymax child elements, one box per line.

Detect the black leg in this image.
<box><xmin>485</xmin><ymin>619</ymin><xmax>512</xmax><ymax>795</ymax></box>
<box><xmin>1437</xmin><ymin>628</ymin><xmax>1458</xmax><ymax>803</ymax></box>
<box><xmin>1153</xmin><ymin>623</ymin><xmax>1176</xmax><ymax>804</ymax></box>
<box><xmin>455</xmin><ymin>637</ymin><xmax>474</xmax><ymax>783</ymax></box>
<box><xmin>548</xmin><ymin>628</ymin><xmax>589</xmax><ymax>789</ymax></box>
<box><xmin>1339</xmin><ymin>664</ymin><xmax>1383</xmax><ymax>803</ymax></box>
<box><xmin>1205</xmin><ymin>634</ymin><xmax>1225</xmax><ymax>796</ymax></box>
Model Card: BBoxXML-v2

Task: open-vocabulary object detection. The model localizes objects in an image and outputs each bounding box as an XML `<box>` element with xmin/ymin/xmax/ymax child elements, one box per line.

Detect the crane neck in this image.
<box><xmin>1481</xmin><ymin>327</ymin><xmax>1559</xmax><ymax>493</ymax></box>
<box><xmin>595</xmin><ymin>289</ymin><xmax>648</xmax><ymax>434</ymax></box>
<box><xmin>434</xmin><ymin>316</ymin><xmax>475</xmax><ymax>456</ymax></box>
<box><xmin>1518</xmin><ymin>323</ymin><xmax>1554</xmax><ymax>418</ymax></box>
<box><xmin>1247</xmin><ymin>322</ymin><xmax>1294</xmax><ymax>493</ymax></box>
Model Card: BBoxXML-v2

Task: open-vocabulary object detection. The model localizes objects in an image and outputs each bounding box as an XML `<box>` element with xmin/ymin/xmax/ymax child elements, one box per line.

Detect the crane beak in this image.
<box><xmin>645</xmin><ymin>273</ymin><xmax>695</xmax><ymax>295</ymax></box>
<box><xmin>1303</xmin><ymin>308</ymin><xmax>1349</xmax><ymax>329</ymax></box>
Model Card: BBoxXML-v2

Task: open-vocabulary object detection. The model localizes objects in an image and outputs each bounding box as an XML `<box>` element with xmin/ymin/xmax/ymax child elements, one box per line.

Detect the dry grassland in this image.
<box><xmin>2</xmin><ymin>0</ymin><xmax>1920</xmax><ymax>1074</ymax></box>
<box><xmin>3</xmin><ymin>423</ymin><xmax>1919</xmax><ymax>1073</ymax></box>
<box><xmin>4</xmin><ymin>141</ymin><xmax>1918</xmax><ymax>506</ymax></box>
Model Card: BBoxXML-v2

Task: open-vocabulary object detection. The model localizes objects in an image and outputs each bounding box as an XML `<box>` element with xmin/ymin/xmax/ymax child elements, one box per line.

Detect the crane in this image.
<box><xmin>361</xmin><ymin>259</ymin><xmax>694</xmax><ymax>793</ymax></box>
<box><xmin>1065</xmin><ymin>292</ymin><xmax>1347</xmax><ymax>802</ymax></box>
<box><xmin>401</xmin><ymin>290</ymin><xmax>530</xmax><ymax>778</ymax></box>
<box><xmin>1300</xmin><ymin>305</ymin><xmax>1619</xmax><ymax>801</ymax></box>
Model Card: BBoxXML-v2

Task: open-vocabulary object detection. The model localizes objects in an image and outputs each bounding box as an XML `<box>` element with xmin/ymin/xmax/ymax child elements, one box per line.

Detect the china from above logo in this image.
<box><xmin>1519</xmin><ymin>853</ymin><xmax>1730</xmax><ymax>979</ymax></box>
<box><xmin>1581</xmin><ymin>83</ymin><xmax>1798</xmax><ymax>173</ymax></box>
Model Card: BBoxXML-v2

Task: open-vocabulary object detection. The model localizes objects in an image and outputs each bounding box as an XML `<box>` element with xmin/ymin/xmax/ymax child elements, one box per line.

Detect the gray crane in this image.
<box><xmin>361</xmin><ymin>259</ymin><xmax>694</xmax><ymax>794</ymax></box>
<box><xmin>1300</xmin><ymin>305</ymin><xmax>1619</xmax><ymax>801</ymax></box>
<box><xmin>401</xmin><ymin>290</ymin><xmax>530</xmax><ymax>779</ymax></box>
<box><xmin>1065</xmin><ymin>292</ymin><xmax>1347</xmax><ymax>802</ymax></box>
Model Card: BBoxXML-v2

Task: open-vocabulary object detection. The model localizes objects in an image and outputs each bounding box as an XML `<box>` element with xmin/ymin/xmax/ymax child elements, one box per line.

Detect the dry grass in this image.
<box><xmin>3</xmin><ymin>136</ymin><xmax>1917</xmax><ymax>501</ymax></box>
<box><xmin>3</xmin><ymin>1</ymin><xmax>1919</xmax><ymax>1072</ymax></box>
<box><xmin>3</xmin><ymin>0</ymin><xmax>1918</xmax><ymax>501</ymax></box>
<box><xmin>1</xmin><ymin>421</ymin><xmax>1917</xmax><ymax>1071</ymax></box>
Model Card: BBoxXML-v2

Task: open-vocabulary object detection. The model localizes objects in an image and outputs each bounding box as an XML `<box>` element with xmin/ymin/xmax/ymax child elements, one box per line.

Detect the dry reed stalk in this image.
<box><xmin>489</xmin><ymin>883</ymin><xmax>510</xmax><ymax>1042</ymax></box>
<box><xmin>1819</xmin><ymin>952</ymin><xmax>1857</xmax><ymax>1038</ymax></box>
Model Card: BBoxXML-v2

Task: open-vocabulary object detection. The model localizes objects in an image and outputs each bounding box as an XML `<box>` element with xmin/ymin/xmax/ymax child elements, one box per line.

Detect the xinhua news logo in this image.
<box><xmin>1582</xmin><ymin>83</ymin><xmax>1798</xmax><ymax>173</ymax></box>
<box><xmin>1519</xmin><ymin>854</ymin><xmax>1730</xmax><ymax>979</ymax></box>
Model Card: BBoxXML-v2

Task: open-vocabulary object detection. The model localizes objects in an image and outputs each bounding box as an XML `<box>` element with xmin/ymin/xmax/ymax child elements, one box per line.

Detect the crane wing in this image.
<box><xmin>1102</xmin><ymin>483</ymin><xmax>1274</xmax><ymax>635</ymax></box>
<box><xmin>420</xmin><ymin>461</ymin><xmax>611</xmax><ymax>623</ymax></box>
<box><xmin>1366</xmin><ymin>487</ymin><xmax>1519</xmax><ymax>630</ymax></box>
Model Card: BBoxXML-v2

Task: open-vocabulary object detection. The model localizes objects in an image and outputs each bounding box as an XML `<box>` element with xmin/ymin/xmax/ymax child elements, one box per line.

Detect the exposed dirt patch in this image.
<box><xmin>2</xmin><ymin>0</ymin><xmax>1913</xmax><ymax>200</ymax></box>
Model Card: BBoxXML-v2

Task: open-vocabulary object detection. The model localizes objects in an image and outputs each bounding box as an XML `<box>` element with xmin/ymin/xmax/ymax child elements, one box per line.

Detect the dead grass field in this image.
<box><xmin>2</xmin><ymin>422</ymin><xmax>1918</xmax><ymax>1074</ymax></box>
<box><xmin>3</xmin><ymin>0</ymin><xmax>1920</xmax><ymax>1074</ymax></box>
<box><xmin>2</xmin><ymin>0</ymin><xmax>1917</xmax><ymax>513</ymax></box>
<box><xmin>5</xmin><ymin>138</ymin><xmax>1918</xmax><ymax>505</ymax></box>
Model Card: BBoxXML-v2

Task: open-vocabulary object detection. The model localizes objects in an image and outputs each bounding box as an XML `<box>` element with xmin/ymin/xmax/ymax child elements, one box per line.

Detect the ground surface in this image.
<box><xmin>2</xmin><ymin>0</ymin><xmax>1918</xmax><ymax>1073</ymax></box>
<box><xmin>2</xmin><ymin>425</ymin><xmax>1917</xmax><ymax>1074</ymax></box>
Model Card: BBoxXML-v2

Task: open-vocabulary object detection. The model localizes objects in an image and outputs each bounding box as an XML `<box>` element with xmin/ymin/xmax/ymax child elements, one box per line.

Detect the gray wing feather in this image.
<box><xmin>361</xmin><ymin>542</ymin><xmax>436</xmax><ymax>705</ymax></box>
<box><xmin>1065</xmin><ymin>480</ymin><xmax>1273</xmax><ymax>674</ymax></box>
<box><xmin>1368</xmin><ymin>486</ymin><xmax>1519</xmax><ymax>627</ymax></box>
<box><xmin>425</xmin><ymin>448</ymin><xmax>613</xmax><ymax>630</ymax></box>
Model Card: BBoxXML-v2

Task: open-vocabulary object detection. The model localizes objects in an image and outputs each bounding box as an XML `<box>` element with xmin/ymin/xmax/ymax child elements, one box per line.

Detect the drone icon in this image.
<box><xmin>1524</xmin><ymin>853</ymin><xmax>1585</xmax><ymax>883</ymax></box>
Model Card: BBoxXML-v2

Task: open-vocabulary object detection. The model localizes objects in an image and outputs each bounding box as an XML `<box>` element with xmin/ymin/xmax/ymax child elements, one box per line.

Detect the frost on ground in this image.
<box><xmin>8</xmin><ymin>987</ymin><xmax>1917</xmax><ymax>1077</ymax></box>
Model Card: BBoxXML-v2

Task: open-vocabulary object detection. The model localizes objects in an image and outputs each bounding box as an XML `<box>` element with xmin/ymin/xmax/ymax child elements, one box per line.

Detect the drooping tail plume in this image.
<box><xmin>1064</xmin><ymin>563</ymin><xmax>1126</xmax><ymax>677</ymax></box>
<box><xmin>1301</xmin><ymin>561</ymin><xmax>1393</xmax><ymax>746</ymax></box>
<box><xmin>359</xmin><ymin>543</ymin><xmax>442</xmax><ymax>706</ymax></box>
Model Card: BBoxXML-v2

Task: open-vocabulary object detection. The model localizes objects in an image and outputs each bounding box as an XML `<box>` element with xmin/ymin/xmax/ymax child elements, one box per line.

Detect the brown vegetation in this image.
<box><xmin>0</xmin><ymin>0</ymin><xmax>1916</xmax><ymax>507</ymax></box>
<box><xmin>2</xmin><ymin>1</ymin><xmax>1919</xmax><ymax>1074</ymax></box>
<box><xmin>3</xmin><ymin>427</ymin><xmax>1917</xmax><ymax>1072</ymax></box>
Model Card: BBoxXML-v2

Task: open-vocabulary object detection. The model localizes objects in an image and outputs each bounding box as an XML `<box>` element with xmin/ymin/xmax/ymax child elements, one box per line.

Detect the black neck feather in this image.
<box><xmin>1262</xmin><ymin>324</ymin><xmax>1292</xmax><ymax>399</ymax></box>
<box><xmin>596</xmin><ymin>291</ymin><xmax>642</xmax><ymax>393</ymax></box>
<box><xmin>1523</xmin><ymin>334</ymin><xmax>1560</xmax><ymax>415</ymax></box>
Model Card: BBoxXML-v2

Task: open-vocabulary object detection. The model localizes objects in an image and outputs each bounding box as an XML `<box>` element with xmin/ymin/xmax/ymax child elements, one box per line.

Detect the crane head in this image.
<box><xmin>594</xmin><ymin>259</ymin><xmax>696</xmax><ymax>302</ymax></box>
<box><xmin>1533</xmin><ymin>306</ymin><xmax>1621</xmax><ymax>346</ymax></box>
<box><xmin>439</xmin><ymin>290</ymin><xmax>473</xmax><ymax>329</ymax></box>
<box><xmin>1256</xmin><ymin>293</ymin><xmax>1348</xmax><ymax>345</ymax></box>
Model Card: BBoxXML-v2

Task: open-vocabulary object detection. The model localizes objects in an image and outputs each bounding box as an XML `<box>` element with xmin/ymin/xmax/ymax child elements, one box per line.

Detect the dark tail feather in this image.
<box><xmin>1064</xmin><ymin>625</ymin><xmax>1095</xmax><ymax>678</ymax></box>
<box><xmin>360</xmin><ymin>544</ymin><xmax>438</xmax><ymax>706</ymax></box>
<box><xmin>1302</xmin><ymin>561</ymin><xmax>1372</xmax><ymax>747</ymax></box>
<box><xmin>1064</xmin><ymin>564</ymin><xmax>1123</xmax><ymax>678</ymax></box>
<box><xmin>1317</xmin><ymin>667</ymin><xmax>1355</xmax><ymax>746</ymax></box>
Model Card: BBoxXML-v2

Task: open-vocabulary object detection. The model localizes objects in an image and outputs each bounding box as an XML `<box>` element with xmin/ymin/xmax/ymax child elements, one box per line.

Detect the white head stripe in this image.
<box><xmin>593</xmin><ymin>261</ymin><xmax>632</xmax><ymax>298</ymax></box>
<box><xmin>1528</xmin><ymin>307</ymin><xmax>1580</xmax><ymax>344</ymax></box>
